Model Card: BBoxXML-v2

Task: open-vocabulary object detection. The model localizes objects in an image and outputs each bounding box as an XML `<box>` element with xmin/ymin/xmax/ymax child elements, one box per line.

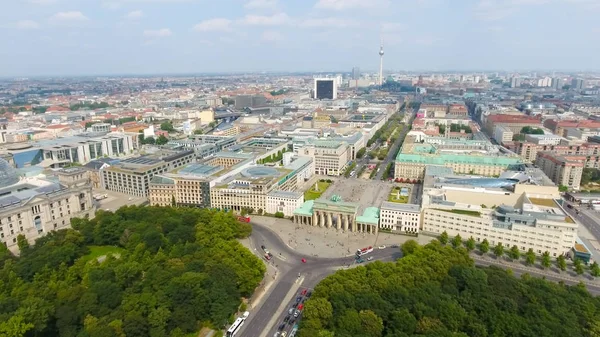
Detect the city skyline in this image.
<box><xmin>1</xmin><ymin>0</ymin><xmax>600</xmax><ymax>76</ymax></box>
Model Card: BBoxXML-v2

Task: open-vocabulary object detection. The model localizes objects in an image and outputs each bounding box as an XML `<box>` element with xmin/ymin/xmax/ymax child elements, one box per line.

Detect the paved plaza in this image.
<box><xmin>251</xmin><ymin>215</ymin><xmax>435</xmax><ymax>258</ymax></box>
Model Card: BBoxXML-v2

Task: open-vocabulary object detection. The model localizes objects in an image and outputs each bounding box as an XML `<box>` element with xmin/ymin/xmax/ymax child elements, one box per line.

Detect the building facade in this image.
<box><xmin>300</xmin><ymin>140</ymin><xmax>350</xmax><ymax>176</ymax></box>
<box><xmin>101</xmin><ymin>150</ymin><xmax>194</xmax><ymax>197</ymax></box>
<box><xmin>0</xmin><ymin>166</ymin><xmax>95</xmax><ymax>253</ymax></box>
<box><xmin>535</xmin><ymin>152</ymin><xmax>584</xmax><ymax>190</ymax></box>
<box><xmin>266</xmin><ymin>191</ymin><xmax>304</xmax><ymax>217</ymax></box>
<box><xmin>379</xmin><ymin>202</ymin><xmax>421</xmax><ymax>233</ymax></box>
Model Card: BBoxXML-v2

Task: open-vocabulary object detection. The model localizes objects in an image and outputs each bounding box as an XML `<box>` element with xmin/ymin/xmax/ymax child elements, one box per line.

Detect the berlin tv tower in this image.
<box><xmin>378</xmin><ymin>38</ymin><xmax>384</xmax><ymax>86</ymax></box>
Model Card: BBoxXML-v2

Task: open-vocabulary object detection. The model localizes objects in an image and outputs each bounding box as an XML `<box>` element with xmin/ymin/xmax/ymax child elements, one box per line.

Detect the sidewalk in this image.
<box><xmin>250</xmin><ymin>215</ymin><xmax>434</xmax><ymax>258</ymax></box>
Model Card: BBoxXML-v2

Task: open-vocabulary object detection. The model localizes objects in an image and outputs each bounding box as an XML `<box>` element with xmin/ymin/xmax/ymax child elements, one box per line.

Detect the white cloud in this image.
<box><xmin>193</xmin><ymin>18</ymin><xmax>232</xmax><ymax>32</ymax></box>
<box><xmin>474</xmin><ymin>0</ymin><xmax>551</xmax><ymax>21</ymax></box>
<box><xmin>314</xmin><ymin>0</ymin><xmax>390</xmax><ymax>10</ymax></box>
<box><xmin>299</xmin><ymin>17</ymin><xmax>355</xmax><ymax>28</ymax></box>
<box><xmin>245</xmin><ymin>0</ymin><xmax>277</xmax><ymax>9</ymax></box>
<box><xmin>49</xmin><ymin>11</ymin><xmax>89</xmax><ymax>24</ymax></box>
<box><xmin>125</xmin><ymin>10</ymin><xmax>143</xmax><ymax>20</ymax></box>
<box><xmin>241</xmin><ymin>13</ymin><xmax>290</xmax><ymax>25</ymax></box>
<box><xmin>143</xmin><ymin>28</ymin><xmax>172</xmax><ymax>38</ymax></box>
<box><xmin>15</xmin><ymin>20</ymin><xmax>40</xmax><ymax>30</ymax></box>
<box><xmin>261</xmin><ymin>30</ymin><xmax>283</xmax><ymax>42</ymax></box>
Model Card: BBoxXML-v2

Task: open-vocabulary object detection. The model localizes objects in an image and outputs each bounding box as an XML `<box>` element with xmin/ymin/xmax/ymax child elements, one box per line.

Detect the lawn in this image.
<box><xmin>304</xmin><ymin>181</ymin><xmax>331</xmax><ymax>200</ymax></box>
<box><xmin>529</xmin><ymin>198</ymin><xmax>557</xmax><ymax>207</ymax></box>
<box><xmin>81</xmin><ymin>245</ymin><xmax>125</xmax><ymax>263</ymax></box>
<box><xmin>435</xmin><ymin>208</ymin><xmax>481</xmax><ymax>217</ymax></box>
<box><xmin>388</xmin><ymin>194</ymin><xmax>408</xmax><ymax>203</ymax></box>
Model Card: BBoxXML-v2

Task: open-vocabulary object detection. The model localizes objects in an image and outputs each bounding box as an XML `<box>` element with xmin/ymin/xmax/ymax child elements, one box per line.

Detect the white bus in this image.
<box><xmin>226</xmin><ymin>312</ymin><xmax>249</xmax><ymax>337</ymax></box>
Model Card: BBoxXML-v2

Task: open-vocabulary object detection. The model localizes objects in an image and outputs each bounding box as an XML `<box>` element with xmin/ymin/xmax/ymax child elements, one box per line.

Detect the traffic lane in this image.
<box><xmin>251</xmin><ymin>223</ymin><xmax>306</xmax><ymax>264</ymax></box>
<box><xmin>267</xmin><ymin>285</ymin><xmax>307</xmax><ymax>337</ymax></box>
<box><xmin>239</xmin><ymin>275</ymin><xmax>297</xmax><ymax>337</ymax></box>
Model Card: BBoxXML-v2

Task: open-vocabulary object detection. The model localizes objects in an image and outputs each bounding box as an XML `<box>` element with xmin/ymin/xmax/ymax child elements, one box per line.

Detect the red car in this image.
<box><xmin>301</xmin><ymin>258</ymin><xmax>306</xmax><ymax>263</ymax></box>
<box><xmin>301</xmin><ymin>289</ymin><xmax>307</xmax><ymax>296</ymax></box>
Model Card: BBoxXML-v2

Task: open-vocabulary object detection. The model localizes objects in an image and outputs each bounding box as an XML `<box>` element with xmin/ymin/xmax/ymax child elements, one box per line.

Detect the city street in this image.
<box><xmin>375</xmin><ymin>109</ymin><xmax>415</xmax><ymax>180</ymax></box>
<box><xmin>238</xmin><ymin>220</ymin><xmax>600</xmax><ymax>337</ymax></box>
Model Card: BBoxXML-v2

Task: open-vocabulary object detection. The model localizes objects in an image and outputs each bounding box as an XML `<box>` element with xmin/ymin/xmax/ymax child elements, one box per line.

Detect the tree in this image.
<box><xmin>356</xmin><ymin>148</ymin><xmax>366</xmax><ymax>158</ymax></box>
<box><xmin>493</xmin><ymin>243</ymin><xmax>504</xmax><ymax>258</ymax></box>
<box><xmin>508</xmin><ymin>245</ymin><xmax>520</xmax><ymax>261</ymax></box>
<box><xmin>541</xmin><ymin>251</ymin><xmax>551</xmax><ymax>269</ymax></box>
<box><xmin>0</xmin><ymin>315</ymin><xmax>35</xmax><ymax>337</ymax></box>
<box><xmin>590</xmin><ymin>262</ymin><xmax>600</xmax><ymax>277</ymax></box>
<box><xmin>193</xmin><ymin>129</ymin><xmax>203</xmax><ymax>135</ymax></box>
<box><xmin>439</xmin><ymin>231</ymin><xmax>449</xmax><ymax>245</ymax></box>
<box><xmin>274</xmin><ymin>212</ymin><xmax>284</xmax><ymax>218</ymax></box>
<box><xmin>160</xmin><ymin>121</ymin><xmax>174</xmax><ymax>132</ymax></box>
<box><xmin>451</xmin><ymin>234</ymin><xmax>462</xmax><ymax>249</ymax></box>
<box><xmin>156</xmin><ymin>134</ymin><xmax>168</xmax><ymax>145</ymax></box>
<box><xmin>525</xmin><ymin>248</ymin><xmax>536</xmax><ymax>265</ymax></box>
<box><xmin>557</xmin><ymin>255</ymin><xmax>567</xmax><ymax>271</ymax></box>
<box><xmin>574</xmin><ymin>258</ymin><xmax>585</xmax><ymax>275</ymax></box>
<box><xmin>401</xmin><ymin>240</ymin><xmax>419</xmax><ymax>256</ymax></box>
<box><xmin>558</xmin><ymin>185</ymin><xmax>569</xmax><ymax>192</ymax></box>
<box><xmin>171</xmin><ymin>196</ymin><xmax>176</xmax><ymax>207</ymax></box>
<box><xmin>16</xmin><ymin>234</ymin><xmax>29</xmax><ymax>252</ymax></box>
<box><xmin>358</xmin><ymin>310</ymin><xmax>383</xmax><ymax>337</ymax></box>
<box><xmin>465</xmin><ymin>237</ymin><xmax>475</xmax><ymax>252</ymax></box>
<box><xmin>479</xmin><ymin>239</ymin><xmax>490</xmax><ymax>254</ymax></box>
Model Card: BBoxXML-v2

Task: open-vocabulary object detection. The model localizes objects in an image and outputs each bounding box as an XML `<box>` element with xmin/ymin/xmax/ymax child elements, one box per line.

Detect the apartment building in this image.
<box><xmin>299</xmin><ymin>140</ymin><xmax>350</xmax><ymax>176</ymax></box>
<box><xmin>535</xmin><ymin>152</ymin><xmax>584</xmax><ymax>190</ymax></box>
<box><xmin>493</xmin><ymin>125</ymin><xmax>513</xmax><ymax>144</ymax></box>
<box><xmin>511</xmin><ymin>140</ymin><xmax>600</xmax><ymax>166</ymax></box>
<box><xmin>0</xmin><ymin>165</ymin><xmax>95</xmax><ymax>253</ymax></box>
<box><xmin>379</xmin><ymin>202</ymin><xmax>421</xmax><ymax>234</ymax></box>
<box><xmin>101</xmin><ymin>149</ymin><xmax>194</xmax><ymax>197</ymax></box>
<box><xmin>484</xmin><ymin>114</ymin><xmax>542</xmax><ymax>135</ymax></box>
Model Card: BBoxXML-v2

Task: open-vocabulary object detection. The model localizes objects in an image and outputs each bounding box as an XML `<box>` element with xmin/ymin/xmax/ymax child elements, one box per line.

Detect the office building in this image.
<box><xmin>510</xmin><ymin>77</ymin><xmax>521</xmax><ymax>88</ymax></box>
<box><xmin>210</xmin><ymin>156</ymin><xmax>313</xmax><ymax>213</ymax></box>
<box><xmin>493</xmin><ymin>125</ymin><xmax>513</xmax><ymax>144</ymax></box>
<box><xmin>394</xmin><ymin>137</ymin><xmax>521</xmax><ymax>181</ymax></box>
<box><xmin>0</xmin><ymin>164</ymin><xmax>95</xmax><ymax>253</ymax></box>
<box><xmin>572</xmin><ymin>78</ymin><xmax>585</xmax><ymax>90</ymax></box>
<box><xmin>313</xmin><ymin>78</ymin><xmax>337</xmax><ymax>100</ymax></box>
<box><xmin>351</xmin><ymin>67</ymin><xmax>360</xmax><ymax>80</ymax></box>
<box><xmin>266</xmin><ymin>191</ymin><xmax>305</xmax><ymax>217</ymax></box>
<box><xmin>299</xmin><ymin>140</ymin><xmax>350</xmax><ymax>176</ymax></box>
<box><xmin>535</xmin><ymin>152</ymin><xmax>584</xmax><ymax>190</ymax></box>
<box><xmin>101</xmin><ymin>149</ymin><xmax>194</xmax><ymax>197</ymax></box>
<box><xmin>379</xmin><ymin>202</ymin><xmax>421</xmax><ymax>234</ymax></box>
<box><xmin>552</xmin><ymin>78</ymin><xmax>564</xmax><ymax>90</ymax></box>
<box><xmin>234</xmin><ymin>95</ymin><xmax>267</xmax><ymax>109</ymax></box>
<box><xmin>484</xmin><ymin>114</ymin><xmax>541</xmax><ymax>135</ymax></box>
<box><xmin>421</xmin><ymin>166</ymin><xmax>577</xmax><ymax>257</ymax></box>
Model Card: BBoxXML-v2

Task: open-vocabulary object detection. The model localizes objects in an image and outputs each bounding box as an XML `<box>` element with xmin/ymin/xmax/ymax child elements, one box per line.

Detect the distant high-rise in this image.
<box><xmin>552</xmin><ymin>78</ymin><xmax>564</xmax><ymax>90</ymax></box>
<box><xmin>313</xmin><ymin>78</ymin><xmax>337</xmax><ymax>100</ymax></box>
<box><xmin>378</xmin><ymin>43</ymin><xmax>384</xmax><ymax>86</ymax></box>
<box><xmin>510</xmin><ymin>77</ymin><xmax>521</xmax><ymax>88</ymax></box>
<box><xmin>572</xmin><ymin>78</ymin><xmax>585</xmax><ymax>90</ymax></box>
<box><xmin>352</xmin><ymin>67</ymin><xmax>360</xmax><ymax>80</ymax></box>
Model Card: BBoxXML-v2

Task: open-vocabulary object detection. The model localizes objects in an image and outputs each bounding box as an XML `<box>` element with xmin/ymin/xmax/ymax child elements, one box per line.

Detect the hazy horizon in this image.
<box><xmin>2</xmin><ymin>0</ymin><xmax>599</xmax><ymax>77</ymax></box>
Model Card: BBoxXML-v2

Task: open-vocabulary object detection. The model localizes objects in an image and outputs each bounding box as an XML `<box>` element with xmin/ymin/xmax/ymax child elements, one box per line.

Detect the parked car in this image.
<box><xmin>296</xmin><ymin>296</ymin><xmax>302</xmax><ymax>303</ymax></box>
<box><xmin>273</xmin><ymin>332</ymin><xmax>280</xmax><ymax>337</ymax></box>
<box><xmin>306</xmin><ymin>291</ymin><xmax>312</xmax><ymax>297</ymax></box>
<box><xmin>378</xmin><ymin>245</ymin><xmax>386</xmax><ymax>249</ymax></box>
<box><xmin>288</xmin><ymin>308</ymin><xmax>294</xmax><ymax>315</ymax></box>
<box><xmin>357</xmin><ymin>258</ymin><xmax>365</xmax><ymax>263</ymax></box>
<box><xmin>278</xmin><ymin>324</ymin><xmax>286</xmax><ymax>330</ymax></box>
<box><xmin>301</xmin><ymin>258</ymin><xmax>307</xmax><ymax>263</ymax></box>
<box><xmin>284</xmin><ymin>316</ymin><xmax>290</xmax><ymax>323</ymax></box>
<box><xmin>301</xmin><ymin>289</ymin><xmax>307</xmax><ymax>296</ymax></box>
<box><xmin>367</xmin><ymin>256</ymin><xmax>374</xmax><ymax>261</ymax></box>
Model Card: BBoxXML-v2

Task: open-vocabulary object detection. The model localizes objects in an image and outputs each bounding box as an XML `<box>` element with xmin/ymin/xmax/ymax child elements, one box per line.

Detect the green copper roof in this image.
<box><xmin>356</xmin><ymin>207</ymin><xmax>380</xmax><ymax>225</ymax></box>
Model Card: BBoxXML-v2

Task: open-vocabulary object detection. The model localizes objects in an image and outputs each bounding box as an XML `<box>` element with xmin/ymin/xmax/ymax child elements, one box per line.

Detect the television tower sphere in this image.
<box><xmin>379</xmin><ymin>46</ymin><xmax>384</xmax><ymax>56</ymax></box>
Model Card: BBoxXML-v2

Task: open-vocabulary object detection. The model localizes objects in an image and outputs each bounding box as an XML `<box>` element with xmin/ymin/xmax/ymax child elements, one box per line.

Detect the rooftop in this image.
<box><xmin>356</xmin><ymin>207</ymin><xmax>380</xmax><ymax>225</ymax></box>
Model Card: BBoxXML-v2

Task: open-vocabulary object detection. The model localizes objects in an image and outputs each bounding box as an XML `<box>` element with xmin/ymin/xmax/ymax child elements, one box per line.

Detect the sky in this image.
<box><xmin>1</xmin><ymin>0</ymin><xmax>599</xmax><ymax>76</ymax></box>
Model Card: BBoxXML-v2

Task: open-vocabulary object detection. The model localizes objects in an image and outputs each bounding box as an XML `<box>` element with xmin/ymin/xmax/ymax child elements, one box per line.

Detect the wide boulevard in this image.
<box><xmin>239</xmin><ymin>221</ymin><xmax>600</xmax><ymax>337</ymax></box>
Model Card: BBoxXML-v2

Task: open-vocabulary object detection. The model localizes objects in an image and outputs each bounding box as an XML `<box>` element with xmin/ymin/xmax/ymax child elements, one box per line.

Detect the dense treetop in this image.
<box><xmin>299</xmin><ymin>241</ymin><xmax>600</xmax><ymax>337</ymax></box>
<box><xmin>0</xmin><ymin>206</ymin><xmax>264</xmax><ymax>337</ymax></box>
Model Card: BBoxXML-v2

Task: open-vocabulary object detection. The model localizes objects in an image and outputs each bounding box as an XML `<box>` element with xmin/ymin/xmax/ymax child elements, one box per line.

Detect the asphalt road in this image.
<box><xmin>239</xmin><ymin>221</ymin><xmax>600</xmax><ymax>337</ymax></box>
<box><xmin>564</xmin><ymin>204</ymin><xmax>600</xmax><ymax>241</ymax></box>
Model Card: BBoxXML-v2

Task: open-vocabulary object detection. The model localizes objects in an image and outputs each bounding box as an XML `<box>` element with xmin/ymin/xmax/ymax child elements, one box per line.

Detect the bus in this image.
<box><xmin>226</xmin><ymin>312</ymin><xmax>249</xmax><ymax>337</ymax></box>
<box><xmin>356</xmin><ymin>246</ymin><xmax>373</xmax><ymax>256</ymax></box>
